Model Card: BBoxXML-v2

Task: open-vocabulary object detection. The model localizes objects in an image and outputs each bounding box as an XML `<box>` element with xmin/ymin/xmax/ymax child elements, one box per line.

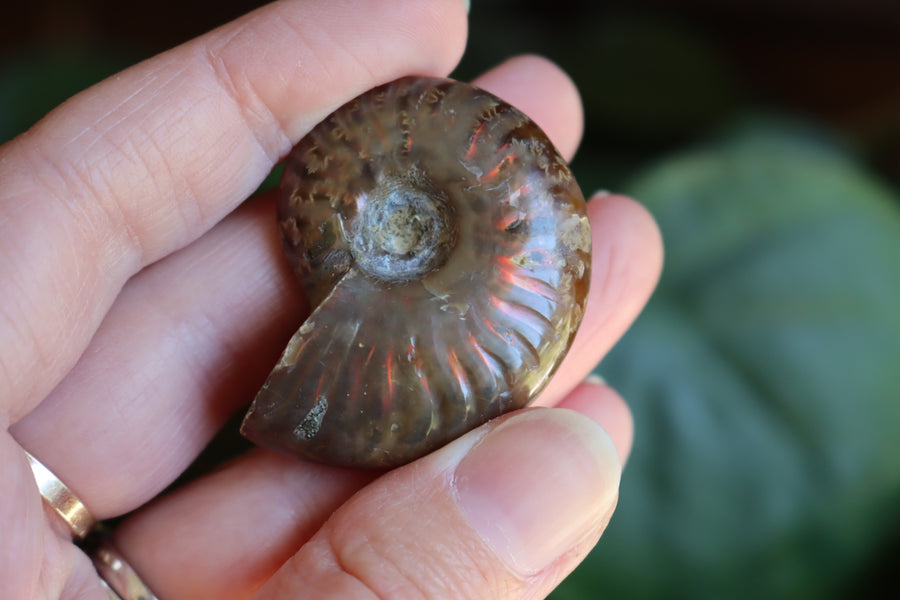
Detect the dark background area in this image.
<box><xmin>4</xmin><ymin>0</ymin><xmax>900</xmax><ymax>184</ymax></box>
<box><xmin>2</xmin><ymin>1</ymin><xmax>899</xmax><ymax>599</ymax></box>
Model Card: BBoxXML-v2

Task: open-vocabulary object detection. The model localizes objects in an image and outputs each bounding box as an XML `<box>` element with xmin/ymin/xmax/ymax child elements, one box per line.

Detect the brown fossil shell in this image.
<box><xmin>241</xmin><ymin>76</ymin><xmax>590</xmax><ymax>469</ymax></box>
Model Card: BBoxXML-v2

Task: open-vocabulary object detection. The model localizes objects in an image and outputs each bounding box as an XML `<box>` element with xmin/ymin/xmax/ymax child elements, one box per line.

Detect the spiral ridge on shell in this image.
<box><xmin>241</xmin><ymin>76</ymin><xmax>591</xmax><ymax>469</ymax></box>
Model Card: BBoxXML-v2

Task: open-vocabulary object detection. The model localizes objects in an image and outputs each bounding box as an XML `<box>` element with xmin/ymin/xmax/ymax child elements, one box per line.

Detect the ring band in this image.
<box><xmin>24</xmin><ymin>450</ymin><xmax>159</xmax><ymax>598</ymax></box>
<box><xmin>100</xmin><ymin>579</ymin><xmax>124</xmax><ymax>600</ymax></box>
<box><xmin>25</xmin><ymin>450</ymin><xmax>96</xmax><ymax>539</ymax></box>
<box><xmin>93</xmin><ymin>540</ymin><xmax>160</xmax><ymax>600</ymax></box>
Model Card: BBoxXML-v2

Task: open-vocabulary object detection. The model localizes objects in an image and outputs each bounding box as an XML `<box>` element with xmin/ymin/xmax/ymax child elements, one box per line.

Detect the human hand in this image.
<box><xmin>1</xmin><ymin>1</ymin><xmax>663</xmax><ymax>598</ymax></box>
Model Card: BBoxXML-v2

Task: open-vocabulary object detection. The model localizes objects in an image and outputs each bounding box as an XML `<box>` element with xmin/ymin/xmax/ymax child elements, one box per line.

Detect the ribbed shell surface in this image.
<box><xmin>241</xmin><ymin>77</ymin><xmax>590</xmax><ymax>469</ymax></box>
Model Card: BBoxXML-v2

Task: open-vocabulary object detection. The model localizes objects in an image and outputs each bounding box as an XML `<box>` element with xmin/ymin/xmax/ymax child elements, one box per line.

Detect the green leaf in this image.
<box><xmin>555</xmin><ymin>121</ymin><xmax>900</xmax><ymax>599</ymax></box>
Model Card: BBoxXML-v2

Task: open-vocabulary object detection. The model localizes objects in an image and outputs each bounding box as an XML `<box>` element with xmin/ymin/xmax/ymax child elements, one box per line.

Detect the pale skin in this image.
<box><xmin>0</xmin><ymin>1</ymin><xmax>663</xmax><ymax>599</ymax></box>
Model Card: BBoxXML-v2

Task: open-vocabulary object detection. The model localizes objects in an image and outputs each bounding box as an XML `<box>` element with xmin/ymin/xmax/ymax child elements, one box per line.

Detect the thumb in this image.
<box><xmin>256</xmin><ymin>408</ymin><xmax>621</xmax><ymax>599</ymax></box>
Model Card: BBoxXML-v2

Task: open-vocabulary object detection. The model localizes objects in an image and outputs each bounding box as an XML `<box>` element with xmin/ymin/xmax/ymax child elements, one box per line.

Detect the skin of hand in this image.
<box><xmin>0</xmin><ymin>1</ymin><xmax>662</xmax><ymax>599</ymax></box>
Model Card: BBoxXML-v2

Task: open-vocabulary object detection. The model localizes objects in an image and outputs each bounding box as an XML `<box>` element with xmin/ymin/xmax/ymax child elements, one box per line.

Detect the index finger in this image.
<box><xmin>0</xmin><ymin>0</ymin><xmax>469</xmax><ymax>421</ymax></box>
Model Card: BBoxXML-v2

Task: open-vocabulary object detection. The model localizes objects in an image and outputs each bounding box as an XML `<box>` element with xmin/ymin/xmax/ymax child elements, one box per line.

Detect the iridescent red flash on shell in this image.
<box><xmin>241</xmin><ymin>77</ymin><xmax>590</xmax><ymax>469</ymax></box>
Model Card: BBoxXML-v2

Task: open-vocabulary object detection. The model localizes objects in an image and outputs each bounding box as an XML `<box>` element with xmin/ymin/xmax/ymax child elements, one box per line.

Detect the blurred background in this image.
<box><xmin>2</xmin><ymin>1</ymin><xmax>899</xmax><ymax>598</ymax></box>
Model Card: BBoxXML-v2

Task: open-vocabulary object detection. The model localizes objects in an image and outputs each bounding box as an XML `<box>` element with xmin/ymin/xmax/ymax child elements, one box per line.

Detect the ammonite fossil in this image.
<box><xmin>241</xmin><ymin>76</ymin><xmax>591</xmax><ymax>469</ymax></box>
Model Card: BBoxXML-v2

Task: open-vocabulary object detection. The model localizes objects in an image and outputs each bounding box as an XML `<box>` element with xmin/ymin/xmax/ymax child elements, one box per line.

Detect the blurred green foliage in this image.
<box><xmin>555</xmin><ymin>121</ymin><xmax>900</xmax><ymax>600</ymax></box>
<box><xmin>2</xmin><ymin>3</ymin><xmax>899</xmax><ymax>599</ymax></box>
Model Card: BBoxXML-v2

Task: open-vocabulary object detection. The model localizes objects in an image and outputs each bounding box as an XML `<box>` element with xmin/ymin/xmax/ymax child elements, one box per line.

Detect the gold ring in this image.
<box><xmin>100</xmin><ymin>579</ymin><xmax>124</xmax><ymax>600</ymax></box>
<box><xmin>92</xmin><ymin>540</ymin><xmax>160</xmax><ymax>600</ymax></box>
<box><xmin>24</xmin><ymin>450</ymin><xmax>96</xmax><ymax>539</ymax></box>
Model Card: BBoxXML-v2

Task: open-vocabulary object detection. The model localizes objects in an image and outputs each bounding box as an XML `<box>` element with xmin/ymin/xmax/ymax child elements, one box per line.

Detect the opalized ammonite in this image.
<box><xmin>241</xmin><ymin>76</ymin><xmax>591</xmax><ymax>469</ymax></box>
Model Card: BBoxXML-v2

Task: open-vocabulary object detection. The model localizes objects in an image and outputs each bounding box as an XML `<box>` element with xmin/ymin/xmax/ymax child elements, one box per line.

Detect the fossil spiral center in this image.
<box><xmin>349</xmin><ymin>177</ymin><xmax>455</xmax><ymax>281</ymax></box>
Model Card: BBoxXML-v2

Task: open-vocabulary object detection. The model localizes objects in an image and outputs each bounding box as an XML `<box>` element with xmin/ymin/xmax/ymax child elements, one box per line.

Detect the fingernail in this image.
<box><xmin>584</xmin><ymin>373</ymin><xmax>606</xmax><ymax>386</ymax></box>
<box><xmin>461</xmin><ymin>0</ymin><xmax>471</xmax><ymax>14</ymax></box>
<box><xmin>454</xmin><ymin>410</ymin><xmax>620</xmax><ymax>575</ymax></box>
